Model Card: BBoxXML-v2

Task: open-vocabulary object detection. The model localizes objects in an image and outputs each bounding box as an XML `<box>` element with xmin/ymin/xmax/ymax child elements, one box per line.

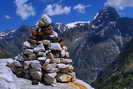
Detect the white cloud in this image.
<box><xmin>15</xmin><ymin>0</ymin><xmax>36</xmax><ymax>20</ymax></box>
<box><xmin>44</xmin><ymin>4</ymin><xmax>71</xmax><ymax>16</ymax></box>
<box><xmin>5</xmin><ymin>15</ymin><xmax>11</xmax><ymax>20</ymax></box>
<box><xmin>105</xmin><ymin>0</ymin><xmax>133</xmax><ymax>10</ymax></box>
<box><xmin>74</xmin><ymin>4</ymin><xmax>91</xmax><ymax>14</ymax></box>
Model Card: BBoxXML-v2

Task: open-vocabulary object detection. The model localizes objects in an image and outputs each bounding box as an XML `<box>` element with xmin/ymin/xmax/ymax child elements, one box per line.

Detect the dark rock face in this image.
<box><xmin>0</xmin><ymin>7</ymin><xmax>133</xmax><ymax>84</ymax></box>
<box><xmin>91</xmin><ymin>39</ymin><xmax>133</xmax><ymax>89</ymax></box>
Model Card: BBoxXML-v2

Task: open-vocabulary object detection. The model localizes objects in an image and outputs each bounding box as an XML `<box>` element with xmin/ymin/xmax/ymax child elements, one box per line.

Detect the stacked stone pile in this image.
<box><xmin>7</xmin><ymin>15</ymin><xmax>76</xmax><ymax>86</ymax></box>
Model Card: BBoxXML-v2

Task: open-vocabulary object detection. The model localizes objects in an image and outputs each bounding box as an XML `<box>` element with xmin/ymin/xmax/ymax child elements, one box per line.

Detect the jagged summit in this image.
<box><xmin>93</xmin><ymin>7</ymin><xmax>120</xmax><ymax>25</ymax></box>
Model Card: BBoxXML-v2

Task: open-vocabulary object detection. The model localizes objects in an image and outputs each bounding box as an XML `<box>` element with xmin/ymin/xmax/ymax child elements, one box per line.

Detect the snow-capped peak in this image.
<box><xmin>0</xmin><ymin>29</ymin><xmax>16</xmax><ymax>39</ymax></box>
<box><xmin>66</xmin><ymin>21</ymin><xmax>90</xmax><ymax>29</ymax></box>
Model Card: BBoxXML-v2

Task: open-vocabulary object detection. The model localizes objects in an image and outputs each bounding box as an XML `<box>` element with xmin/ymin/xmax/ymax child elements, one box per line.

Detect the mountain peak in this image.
<box><xmin>93</xmin><ymin>7</ymin><xmax>120</xmax><ymax>24</ymax></box>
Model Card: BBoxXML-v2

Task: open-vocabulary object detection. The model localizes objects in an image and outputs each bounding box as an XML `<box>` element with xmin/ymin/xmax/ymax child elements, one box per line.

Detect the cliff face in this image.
<box><xmin>0</xmin><ymin>7</ymin><xmax>133</xmax><ymax>84</ymax></box>
<box><xmin>91</xmin><ymin>39</ymin><xmax>133</xmax><ymax>89</ymax></box>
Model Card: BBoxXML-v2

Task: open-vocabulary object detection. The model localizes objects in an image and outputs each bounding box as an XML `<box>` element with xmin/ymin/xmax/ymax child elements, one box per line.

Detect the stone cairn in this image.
<box><xmin>7</xmin><ymin>15</ymin><xmax>76</xmax><ymax>86</ymax></box>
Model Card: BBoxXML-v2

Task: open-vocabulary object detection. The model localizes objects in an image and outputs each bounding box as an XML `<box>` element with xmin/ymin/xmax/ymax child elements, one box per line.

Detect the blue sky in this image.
<box><xmin>0</xmin><ymin>0</ymin><xmax>133</xmax><ymax>31</ymax></box>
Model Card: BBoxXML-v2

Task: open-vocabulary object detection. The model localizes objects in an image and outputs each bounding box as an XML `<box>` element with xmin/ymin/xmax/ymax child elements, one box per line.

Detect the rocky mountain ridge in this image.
<box><xmin>0</xmin><ymin>7</ymin><xmax>133</xmax><ymax>85</ymax></box>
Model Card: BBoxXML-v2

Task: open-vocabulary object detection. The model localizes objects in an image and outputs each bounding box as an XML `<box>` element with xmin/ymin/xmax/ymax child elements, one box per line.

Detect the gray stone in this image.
<box><xmin>60</xmin><ymin>58</ymin><xmax>72</xmax><ymax>64</ymax></box>
<box><xmin>50</xmin><ymin>43</ymin><xmax>62</xmax><ymax>51</ymax></box>
<box><xmin>23</xmin><ymin>41</ymin><xmax>32</xmax><ymax>48</ymax></box>
<box><xmin>30</xmin><ymin>71</ymin><xmax>42</xmax><ymax>81</ymax></box>
<box><xmin>51</xmin><ymin>58</ymin><xmax>60</xmax><ymax>64</ymax></box>
<box><xmin>30</xmin><ymin>60</ymin><xmax>41</xmax><ymax>71</ymax></box>
<box><xmin>33</xmin><ymin>43</ymin><xmax>45</xmax><ymax>53</ymax></box>
<box><xmin>43</xmin><ymin>73</ymin><xmax>57</xmax><ymax>85</ymax></box>
<box><xmin>42</xmin><ymin>64</ymin><xmax>58</xmax><ymax>73</ymax></box>
<box><xmin>38</xmin><ymin>52</ymin><xmax>46</xmax><ymax>57</ymax></box>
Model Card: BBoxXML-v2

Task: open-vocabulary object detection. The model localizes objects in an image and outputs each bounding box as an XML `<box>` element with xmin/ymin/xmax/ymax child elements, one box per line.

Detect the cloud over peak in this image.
<box><xmin>105</xmin><ymin>0</ymin><xmax>133</xmax><ymax>10</ymax></box>
<box><xmin>44</xmin><ymin>4</ymin><xmax>71</xmax><ymax>16</ymax></box>
<box><xmin>15</xmin><ymin>0</ymin><xmax>36</xmax><ymax>20</ymax></box>
<box><xmin>74</xmin><ymin>4</ymin><xmax>91</xmax><ymax>14</ymax></box>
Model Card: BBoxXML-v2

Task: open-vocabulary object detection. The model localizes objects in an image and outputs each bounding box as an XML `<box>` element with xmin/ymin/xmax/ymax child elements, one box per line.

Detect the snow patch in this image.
<box><xmin>93</xmin><ymin>12</ymin><xmax>99</xmax><ymax>20</ymax></box>
<box><xmin>66</xmin><ymin>21</ymin><xmax>90</xmax><ymax>29</ymax></box>
<box><xmin>0</xmin><ymin>30</ymin><xmax>16</xmax><ymax>39</ymax></box>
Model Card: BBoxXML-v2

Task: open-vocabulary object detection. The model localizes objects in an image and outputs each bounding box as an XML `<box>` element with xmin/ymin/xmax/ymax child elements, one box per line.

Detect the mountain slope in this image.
<box><xmin>0</xmin><ymin>26</ymin><xmax>31</xmax><ymax>58</ymax></box>
<box><xmin>0</xmin><ymin>7</ymin><xmax>133</xmax><ymax>84</ymax></box>
<box><xmin>91</xmin><ymin>39</ymin><xmax>133</xmax><ymax>89</ymax></box>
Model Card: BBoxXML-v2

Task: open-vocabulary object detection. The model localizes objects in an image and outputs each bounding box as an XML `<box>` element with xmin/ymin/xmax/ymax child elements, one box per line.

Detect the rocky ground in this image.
<box><xmin>0</xmin><ymin>58</ymin><xmax>94</xmax><ymax>89</ymax></box>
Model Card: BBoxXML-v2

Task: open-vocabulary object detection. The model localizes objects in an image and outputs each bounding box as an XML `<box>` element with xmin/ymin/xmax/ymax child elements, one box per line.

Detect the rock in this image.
<box><xmin>61</xmin><ymin>50</ymin><xmax>66</xmax><ymax>57</ymax></box>
<box><xmin>42</xmin><ymin>64</ymin><xmax>58</xmax><ymax>73</ymax></box>
<box><xmin>44</xmin><ymin>59</ymin><xmax>51</xmax><ymax>64</ymax></box>
<box><xmin>30</xmin><ymin>60</ymin><xmax>41</xmax><ymax>71</ymax></box>
<box><xmin>57</xmin><ymin>64</ymin><xmax>74</xmax><ymax>73</ymax></box>
<box><xmin>47</xmin><ymin>53</ymin><xmax>54</xmax><ymax>60</ymax></box>
<box><xmin>65</xmin><ymin>52</ymin><xmax>70</xmax><ymax>58</ymax></box>
<box><xmin>68</xmin><ymin>72</ymin><xmax>76</xmax><ymax>82</ymax></box>
<box><xmin>60</xmin><ymin>58</ymin><xmax>72</xmax><ymax>64</ymax></box>
<box><xmin>56</xmin><ymin>73</ymin><xmax>72</xmax><ymax>83</ymax></box>
<box><xmin>43</xmin><ymin>73</ymin><xmax>57</xmax><ymax>85</ymax></box>
<box><xmin>50</xmin><ymin>43</ymin><xmax>62</xmax><ymax>51</ymax></box>
<box><xmin>42</xmin><ymin>40</ymin><xmax>51</xmax><ymax>46</ymax></box>
<box><xmin>14</xmin><ymin>55</ymin><xmax>24</xmax><ymax>61</ymax></box>
<box><xmin>33</xmin><ymin>43</ymin><xmax>45</xmax><ymax>53</ymax></box>
<box><xmin>57</xmin><ymin>64</ymin><xmax>68</xmax><ymax>69</ymax></box>
<box><xmin>49</xmin><ymin>31</ymin><xmax>58</xmax><ymax>38</ymax></box>
<box><xmin>26</xmin><ymin>54</ymin><xmax>37</xmax><ymax>61</ymax></box>
<box><xmin>38</xmin><ymin>57</ymin><xmax>47</xmax><ymax>61</ymax></box>
<box><xmin>23</xmin><ymin>51</ymin><xmax>36</xmax><ymax>61</ymax></box>
<box><xmin>38</xmin><ymin>52</ymin><xmax>46</xmax><ymax>57</ymax></box>
<box><xmin>23</xmin><ymin>61</ymin><xmax>31</xmax><ymax>70</ymax></box>
<box><xmin>51</xmin><ymin>58</ymin><xmax>61</xmax><ymax>64</ymax></box>
<box><xmin>0</xmin><ymin>59</ymin><xmax>94</xmax><ymax>89</ymax></box>
<box><xmin>23</xmin><ymin>41</ymin><xmax>32</xmax><ymax>48</ymax></box>
<box><xmin>30</xmin><ymin>71</ymin><xmax>42</xmax><ymax>81</ymax></box>
<box><xmin>24</xmin><ymin>49</ymin><xmax>34</xmax><ymax>53</ymax></box>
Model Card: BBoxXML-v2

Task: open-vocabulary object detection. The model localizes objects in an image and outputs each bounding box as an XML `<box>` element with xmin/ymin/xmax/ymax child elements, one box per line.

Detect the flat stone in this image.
<box><xmin>50</xmin><ymin>43</ymin><xmax>62</xmax><ymax>51</ymax></box>
<box><xmin>42</xmin><ymin>64</ymin><xmax>58</xmax><ymax>73</ymax></box>
<box><xmin>30</xmin><ymin>60</ymin><xmax>41</xmax><ymax>71</ymax></box>
<box><xmin>60</xmin><ymin>58</ymin><xmax>72</xmax><ymax>64</ymax></box>
<box><xmin>56</xmin><ymin>74</ymin><xmax>72</xmax><ymax>83</ymax></box>
<box><xmin>33</xmin><ymin>43</ymin><xmax>45</xmax><ymax>53</ymax></box>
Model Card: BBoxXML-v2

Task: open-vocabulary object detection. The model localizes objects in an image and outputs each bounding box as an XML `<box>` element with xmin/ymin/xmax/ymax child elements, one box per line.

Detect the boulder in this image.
<box><xmin>56</xmin><ymin>73</ymin><xmax>72</xmax><ymax>83</ymax></box>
